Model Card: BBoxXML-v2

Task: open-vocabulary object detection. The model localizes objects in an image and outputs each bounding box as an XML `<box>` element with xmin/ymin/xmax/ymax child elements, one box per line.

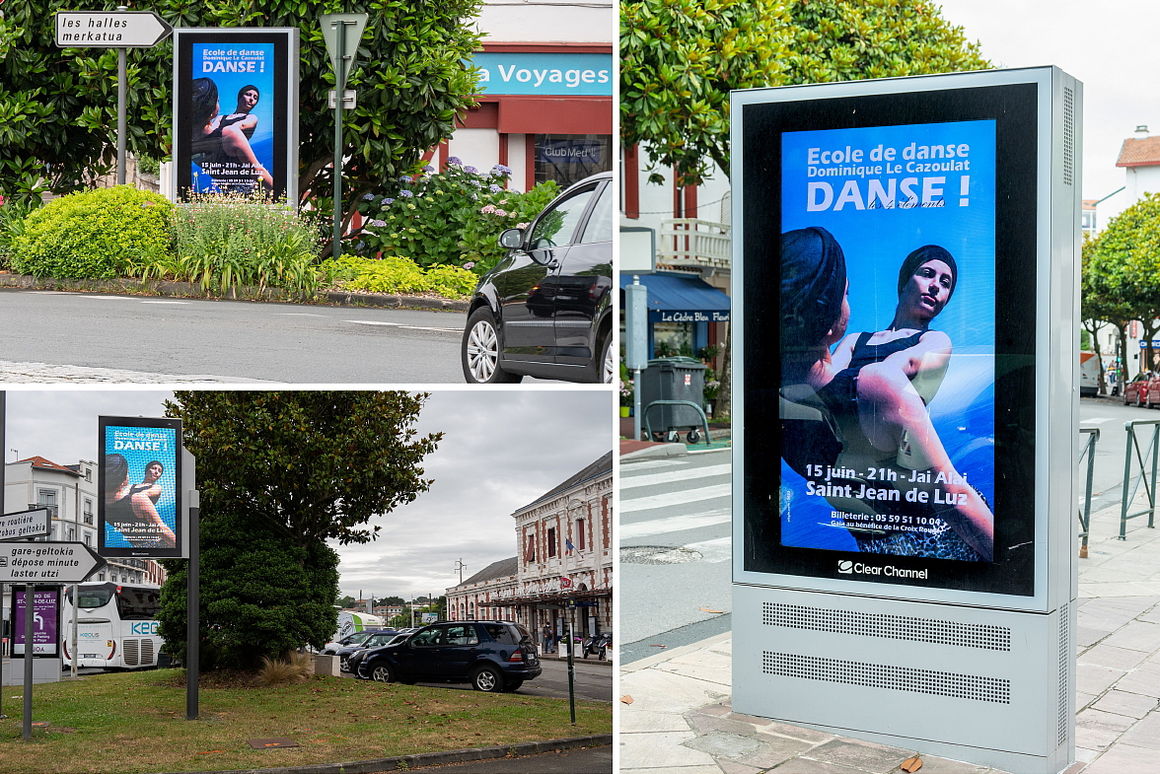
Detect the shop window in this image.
<box><xmin>654</xmin><ymin>322</ymin><xmax>695</xmax><ymax>358</ymax></box>
<box><xmin>534</xmin><ymin>134</ymin><xmax>611</xmax><ymax>189</ymax></box>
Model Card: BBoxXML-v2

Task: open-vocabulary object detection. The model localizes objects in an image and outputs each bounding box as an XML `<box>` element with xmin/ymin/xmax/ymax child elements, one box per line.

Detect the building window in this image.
<box><xmin>576</xmin><ymin>518</ymin><xmax>586</xmax><ymax>551</ymax></box>
<box><xmin>534</xmin><ymin>134</ymin><xmax>612</xmax><ymax>189</ymax></box>
<box><xmin>67</xmin><ymin>527</ymin><xmax>75</xmax><ymax>542</ymax></box>
<box><xmin>85</xmin><ymin>467</ymin><xmax>92</xmax><ymax>482</ymax></box>
<box><xmin>525</xmin><ymin>534</ymin><xmax>536</xmax><ymax>562</ymax></box>
<box><xmin>84</xmin><ymin>533</ymin><xmax>92</xmax><ymax>547</ymax></box>
<box><xmin>83</xmin><ymin>499</ymin><xmax>93</xmax><ymax>525</ymax></box>
<box><xmin>548</xmin><ymin>527</ymin><xmax>557</xmax><ymax>558</ymax></box>
<box><xmin>37</xmin><ymin>489</ymin><xmax>58</xmax><ymax>518</ymax></box>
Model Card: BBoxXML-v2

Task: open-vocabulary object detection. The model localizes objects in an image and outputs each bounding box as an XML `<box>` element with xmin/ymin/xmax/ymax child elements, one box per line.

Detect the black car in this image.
<box><xmin>321</xmin><ymin>628</ymin><xmax>395</xmax><ymax>655</ymax></box>
<box><xmin>355</xmin><ymin>620</ymin><xmax>541</xmax><ymax>692</ymax></box>
<box><xmin>462</xmin><ymin>172</ymin><xmax>613</xmax><ymax>384</ymax></box>
<box><xmin>335</xmin><ymin>630</ymin><xmax>399</xmax><ymax>672</ymax></box>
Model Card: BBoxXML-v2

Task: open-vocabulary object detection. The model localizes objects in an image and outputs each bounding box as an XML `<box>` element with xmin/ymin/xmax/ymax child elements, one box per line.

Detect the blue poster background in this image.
<box><xmin>103</xmin><ymin>425</ymin><xmax>178</xmax><ymax>548</ymax></box>
<box><xmin>779</xmin><ymin>119</ymin><xmax>996</xmax><ymax>556</ymax></box>
<box><xmin>190</xmin><ymin>42</ymin><xmax>275</xmax><ymax>192</ymax></box>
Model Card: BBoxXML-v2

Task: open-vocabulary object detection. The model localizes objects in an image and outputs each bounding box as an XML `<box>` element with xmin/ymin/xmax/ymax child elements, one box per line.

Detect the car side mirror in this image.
<box><xmin>499</xmin><ymin>228</ymin><xmax>524</xmax><ymax>250</ymax></box>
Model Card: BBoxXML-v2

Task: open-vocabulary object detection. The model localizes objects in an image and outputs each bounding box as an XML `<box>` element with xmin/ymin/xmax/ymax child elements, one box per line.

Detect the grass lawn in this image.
<box><xmin>0</xmin><ymin>669</ymin><xmax>611</xmax><ymax>773</ymax></box>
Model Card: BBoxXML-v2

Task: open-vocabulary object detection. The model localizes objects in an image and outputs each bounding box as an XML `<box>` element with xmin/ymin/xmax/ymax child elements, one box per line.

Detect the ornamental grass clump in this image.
<box><xmin>144</xmin><ymin>191</ymin><xmax>321</xmax><ymax>298</ymax></box>
<box><xmin>10</xmin><ymin>186</ymin><xmax>174</xmax><ymax>279</ymax></box>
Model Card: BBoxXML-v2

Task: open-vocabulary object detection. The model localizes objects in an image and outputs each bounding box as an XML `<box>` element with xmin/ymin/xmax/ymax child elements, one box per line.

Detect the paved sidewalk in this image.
<box><xmin>620</xmin><ymin>502</ymin><xmax>1160</xmax><ymax>774</ymax></box>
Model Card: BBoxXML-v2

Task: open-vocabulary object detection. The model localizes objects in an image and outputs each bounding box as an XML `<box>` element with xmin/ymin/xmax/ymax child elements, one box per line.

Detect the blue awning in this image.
<box><xmin>619</xmin><ymin>273</ymin><xmax>731</xmax><ymax>323</ymax></box>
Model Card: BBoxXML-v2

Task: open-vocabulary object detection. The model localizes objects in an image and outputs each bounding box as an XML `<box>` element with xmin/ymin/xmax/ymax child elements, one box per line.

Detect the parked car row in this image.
<box><xmin>1123</xmin><ymin>372</ymin><xmax>1160</xmax><ymax>407</ymax></box>
<box><xmin>344</xmin><ymin>620</ymin><xmax>542</xmax><ymax>693</ymax></box>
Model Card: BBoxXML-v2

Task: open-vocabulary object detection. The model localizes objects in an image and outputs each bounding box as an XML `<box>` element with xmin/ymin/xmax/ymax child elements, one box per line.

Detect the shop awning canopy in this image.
<box><xmin>619</xmin><ymin>273</ymin><xmax>731</xmax><ymax>323</ymax></box>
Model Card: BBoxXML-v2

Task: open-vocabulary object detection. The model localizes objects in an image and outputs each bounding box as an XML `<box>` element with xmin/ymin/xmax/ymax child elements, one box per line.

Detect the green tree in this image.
<box><xmin>622</xmin><ymin>0</ymin><xmax>992</xmax><ymax>418</ymax></box>
<box><xmin>1088</xmin><ymin>194</ymin><xmax>1160</xmax><ymax>375</ymax></box>
<box><xmin>1082</xmin><ymin>234</ymin><xmax>1133</xmax><ymax>392</ymax></box>
<box><xmin>336</xmin><ymin>594</ymin><xmax>357</xmax><ymax>608</ymax></box>
<box><xmin>158</xmin><ymin>391</ymin><xmax>441</xmax><ymax>671</ymax></box>
<box><xmin>0</xmin><ymin>0</ymin><xmax>481</xmax><ymax>208</ymax></box>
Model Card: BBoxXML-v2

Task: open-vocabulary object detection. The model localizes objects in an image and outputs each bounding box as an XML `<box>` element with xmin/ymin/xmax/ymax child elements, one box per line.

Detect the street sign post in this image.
<box><xmin>0</xmin><ymin>509</ymin><xmax>50</xmax><ymax>543</ymax></box>
<box><xmin>54</xmin><ymin>8</ymin><xmax>173</xmax><ymax>186</ymax></box>
<box><xmin>55</xmin><ymin>10</ymin><xmax>172</xmax><ymax>47</ymax></box>
<box><xmin>320</xmin><ymin>13</ymin><xmax>369</xmax><ymax>263</ymax></box>
<box><xmin>0</xmin><ymin>542</ymin><xmax>106</xmax><ymax>584</ymax></box>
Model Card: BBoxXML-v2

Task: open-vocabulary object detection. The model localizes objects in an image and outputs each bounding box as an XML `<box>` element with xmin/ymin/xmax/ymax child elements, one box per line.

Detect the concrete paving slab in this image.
<box><xmin>753</xmin><ymin>719</ymin><xmax>836</xmax><ymax>745</ymax></box>
<box><xmin>892</xmin><ymin>755</ymin><xmax>992</xmax><ymax>774</ymax></box>
<box><xmin>1075</xmin><ymin>707</ymin><xmax>1135</xmax><ymax>750</ymax></box>
<box><xmin>1100</xmin><ymin>619</ymin><xmax>1160</xmax><ymax>652</ymax></box>
<box><xmin>1091</xmin><ymin>689</ymin><xmax>1158</xmax><ymax>719</ymax></box>
<box><xmin>1115</xmin><ymin>710</ymin><xmax>1160</xmax><ymax>750</ymax></box>
<box><xmin>1076</xmin><ymin>663</ymin><xmax>1127</xmax><ymax>695</ymax></box>
<box><xmin>620</xmin><ymin>669</ymin><xmax>732</xmax><ymax>715</ymax></box>
<box><xmin>1078</xmin><ymin>741</ymin><xmax>1160</xmax><ymax>774</ymax></box>
<box><xmin>718</xmin><ymin>761</ymin><xmax>763</xmax><ymax>774</ymax></box>
<box><xmin>621</xmin><ymin>709</ymin><xmax>695</xmax><ymax>733</ymax></box>
<box><xmin>1077</xmin><ymin>643</ymin><xmax>1149</xmax><ymax>671</ymax></box>
<box><xmin>683</xmin><ymin>731</ymin><xmax>764</xmax><ymax>760</ymax></box>
<box><xmin>619</xmin><ymin>731</ymin><xmax>718</xmax><ymax>769</ymax></box>
<box><xmin>687</xmin><ymin>713</ymin><xmax>767</xmax><ymax>738</ymax></box>
<box><xmin>799</xmin><ymin>738</ymin><xmax>915</xmax><ymax>774</ymax></box>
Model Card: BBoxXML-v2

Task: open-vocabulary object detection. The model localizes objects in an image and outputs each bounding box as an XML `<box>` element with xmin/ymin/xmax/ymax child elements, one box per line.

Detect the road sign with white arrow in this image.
<box><xmin>55</xmin><ymin>11</ymin><xmax>173</xmax><ymax>48</ymax></box>
<box><xmin>0</xmin><ymin>542</ymin><xmax>106</xmax><ymax>584</ymax></box>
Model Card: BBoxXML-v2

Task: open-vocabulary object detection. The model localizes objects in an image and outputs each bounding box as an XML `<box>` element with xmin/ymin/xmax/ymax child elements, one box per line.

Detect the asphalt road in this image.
<box><xmin>618</xmin><ymin>396</ymin><xmax>1149</xmax><ymax>665</ymax></box>
<box><xmin>342</xmin><ymin>657</ymin><xmax>612</xmax><ymax>702</ymax></box>
<box><xmin>402</xmin><ymin>744</ymin><xmax>612</xmax><ymax>773</ymax></box>
<box><xmin>0</xmin><ymin>289</ymin><xmax>466</xmax><ymax>383</ymax></box>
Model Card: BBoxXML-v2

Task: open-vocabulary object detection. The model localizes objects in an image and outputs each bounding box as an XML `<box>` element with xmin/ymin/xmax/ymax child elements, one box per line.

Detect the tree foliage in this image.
<box><xmin>0</xmin><ymin>0</ymin><xmax>481</xmax><ymax>205</ymax></box>
<box><xmin>157</xmin><ymin>391</ymin><xmax>442</xmax><ymax>670</ymax></box>
<box><xmin>620</xmin><ymin>0</ymin><xmax>991</xmax><ymax>187</ymax></box>
<box><xmin>1086</xmin><ymin>194</ymin><xmax>1160</xmax><ymax>373</ymax></box>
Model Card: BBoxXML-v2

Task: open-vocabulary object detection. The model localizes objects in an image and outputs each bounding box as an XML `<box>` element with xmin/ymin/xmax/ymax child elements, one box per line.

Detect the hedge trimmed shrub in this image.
<box><xmin>320</xmin><ymin>255</ymin><xmax>478</xmax><ymax>299</ymax></box>
<box><xmin>10</xmin><ymin>186</ymin><xmax>174</xmax><ymax>279</ymax></box>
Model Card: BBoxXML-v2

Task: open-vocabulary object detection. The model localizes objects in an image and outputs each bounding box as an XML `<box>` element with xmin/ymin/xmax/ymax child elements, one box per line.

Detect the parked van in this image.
<box><xmin>1080</xmin><ymin>351</ymin><xmax>1101</xmax><ymax>397</ymax></box>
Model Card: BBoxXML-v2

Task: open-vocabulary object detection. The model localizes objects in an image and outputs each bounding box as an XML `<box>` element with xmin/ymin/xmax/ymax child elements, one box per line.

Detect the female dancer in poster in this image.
<box><xmin>781</xmin><ymin>233</ymin><xmax>994</xmax><ymax>561</ymax></box>
<box><xmin>189</xmin><ymin>77</ymin><xmax>273</xmax><ymax>191</ymax></box>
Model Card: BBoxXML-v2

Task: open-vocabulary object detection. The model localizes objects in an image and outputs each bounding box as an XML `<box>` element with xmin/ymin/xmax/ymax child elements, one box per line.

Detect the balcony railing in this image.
<box><xmin>657</xmin><ymin>219</ymin><xmax>731</xmax><ymax>272</ymax></box>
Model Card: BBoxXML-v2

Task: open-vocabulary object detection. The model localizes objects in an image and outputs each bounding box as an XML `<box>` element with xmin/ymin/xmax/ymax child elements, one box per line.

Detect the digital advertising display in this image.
<box><xmin>735</xmin><ymin>77</ymin><xmax>1046</xmax><ymax>601</ymax></box>
<box><xmin>11</xmin><ymin>588</ymin><xmax>60</xmax><ymax>657</ymax></box>
<box><xmin>173</xmin><ymin>29</ymin><xmax>297</xmax><ymax>202</ymax></box>
<box><xmin>98</xmin><ymin>416</ymin><xmax>183</xmax><ymax>559</ymax></box>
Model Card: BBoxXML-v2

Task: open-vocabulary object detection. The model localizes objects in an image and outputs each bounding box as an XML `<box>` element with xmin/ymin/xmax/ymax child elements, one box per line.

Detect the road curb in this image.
<box><xmin>0</xmin><ymin>274</ymin><xmax>469</xmax><ymax>313</ymax></box>
<box><xmin>166</xmin><ymin>735</ymin><xmax>612</xmax><ymax>774</ymax></box>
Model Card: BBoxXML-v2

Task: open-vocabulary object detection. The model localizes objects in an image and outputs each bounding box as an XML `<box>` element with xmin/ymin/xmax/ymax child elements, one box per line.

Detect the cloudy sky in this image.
<box><xmin>3</xmin><ymin>388</ymin><xmax>612</xmax><ymax>601</ymax></box>
<box><xmin>936</xmin><ymin>0</ymin><xmax>1160</xmax><ymax>221</ymax></box>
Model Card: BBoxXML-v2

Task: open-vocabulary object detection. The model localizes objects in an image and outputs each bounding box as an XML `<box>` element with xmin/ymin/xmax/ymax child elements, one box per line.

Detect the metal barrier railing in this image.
<box><xmin>1078</xmin><ymin>427</ymin><xmax>1099</xmax><ymax>558</ymax></box>
<box><xmin>642</xmin><ymin>400</ymin><xmax>712</xmax><ymax>446</ymax></box>
<box><xmin>1120</xmin><ymin>419</ymin><xmax>1160</xmax><ymax>540</ymax></box>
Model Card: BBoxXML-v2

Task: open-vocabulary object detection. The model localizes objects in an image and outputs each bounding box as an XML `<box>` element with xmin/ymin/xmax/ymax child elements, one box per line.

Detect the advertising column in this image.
<box><xmin>98</xmin><ymin>417</ymin><xmax>183</xmax><ymax>559</ymax></box>
<box><xmin>731</xmin><ymin>68</ymin><xmax>1081</xmax><ymax>774</ymax></box>
<box><xmin>172</xmin><ymin>28</ymin><xmax>299</xmax><ymax>202</ymax></box>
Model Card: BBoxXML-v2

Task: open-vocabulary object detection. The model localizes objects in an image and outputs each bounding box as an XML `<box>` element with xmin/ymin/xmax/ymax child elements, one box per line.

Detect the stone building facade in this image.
<box><xmin>446</xmin><ymin>452</ymin><xmax>613</xmax><ymax>643</ymax></box>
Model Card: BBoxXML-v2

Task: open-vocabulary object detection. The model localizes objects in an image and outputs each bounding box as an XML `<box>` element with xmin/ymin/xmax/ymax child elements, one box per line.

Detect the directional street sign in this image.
<box><xmin>0</xmin><ymin>542</ymin><xmax>106</xmax><ymax>584</ymax></box>
<box><xmin>55</xmin><ymin>11</ymin><xmax>173</xmax><ymax>48</ymax></box>
<box><xmin>0</xmin><ymin>508</ymin><xmax>50</xmax><ymax>542</ymax></box>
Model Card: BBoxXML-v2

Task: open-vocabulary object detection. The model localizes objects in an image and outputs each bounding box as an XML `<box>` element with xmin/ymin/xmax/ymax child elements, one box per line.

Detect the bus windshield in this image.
<box><xmin>73</xmin><ymin>583</ymin><xmax>160</xmax><ymax>620</ymax></box>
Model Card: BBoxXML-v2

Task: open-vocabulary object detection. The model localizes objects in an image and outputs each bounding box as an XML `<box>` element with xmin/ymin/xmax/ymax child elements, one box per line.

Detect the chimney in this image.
<box><xmin>1135</xmin><ymin>124</ymin><xmax>1150</xmax><ymax>137</ymax></box>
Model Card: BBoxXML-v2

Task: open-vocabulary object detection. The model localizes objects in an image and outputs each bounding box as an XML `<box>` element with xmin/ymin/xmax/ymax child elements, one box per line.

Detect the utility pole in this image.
<box><xmin>454</xmin><ymin>558</ymin><xmax>467</xmax><ymax>584</ymax></box>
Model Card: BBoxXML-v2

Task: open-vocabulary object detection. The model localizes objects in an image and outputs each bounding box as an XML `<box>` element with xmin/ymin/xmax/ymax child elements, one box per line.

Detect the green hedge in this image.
<box><xmin>10</xmin><ymin>186</ymin><xmax>174</xmax><ymax>279</ymax></box>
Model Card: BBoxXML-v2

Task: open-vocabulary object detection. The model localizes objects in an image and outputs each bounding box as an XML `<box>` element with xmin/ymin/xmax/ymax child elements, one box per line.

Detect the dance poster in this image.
<box><xmin>777</xmin><ymin>120</ymin><xmax>997</xmax><ymax>564</ymax></box>
<box><xmin>98</xmin><ymin>417</ymin><xmax>182</xmax><ymax>558</ymax></box>
<box><xmin>173</xmin><ymin>29</ymin><xmax>296</xmax><ymax>202</ymax></box>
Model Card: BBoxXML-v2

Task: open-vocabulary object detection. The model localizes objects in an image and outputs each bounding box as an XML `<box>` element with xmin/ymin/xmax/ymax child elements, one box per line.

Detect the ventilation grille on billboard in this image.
<box><xmin>1063</xmin><ymin>86</ymin><xmax>1075</xmax><ymax>187</ymax></box>
<box><xmin>762</xmin><ymin>602</ymin><xmax>1011</xmax><ymax>651</ymax></box>
<box><xmin>124</xmin><ymin>639</ymin><xmax>139</xmax><ymax>666</ymax></box>
<box><xmin>763</xmin><ymin>651</ymin><xmax>1011</xmax><ymax>704</ymax></box>
<box><xmin>1058</xmin><ymin>603</ymin><xmax>1071</xmax><ymax>747</ymax></box>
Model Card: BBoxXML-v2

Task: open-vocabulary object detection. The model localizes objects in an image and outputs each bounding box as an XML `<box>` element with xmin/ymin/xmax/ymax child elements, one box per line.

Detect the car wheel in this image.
<box><xmin>462</xmin><ymin>307</ymin><xmax>522</xmax><ymax>384</ymax></box>
<box><xmin>471</xmin><ymin>665</ymin><xmax>504</xmax><ymax>693</ymax></box>
<box><xmin>502</xmin><ymin>680</ymin><xmax>523</xmax><ymax>692</ymax></box>
<box><xmin>371</xmin><ymin>663</ymin><xmax>395</xmax><ymax>683</ymax></box>
<box><xmin>339</xmin><ymin>656</ymin><xmax>349</xmax><ymax>672</ymax></box>
<box><xmin>599</xmin><ymin>332</ymin><xmax>614</xmax><ymax>384</ymax></box>
<box><xmin>1138</xmin><ymin>392</ymin><xmax>1145</xmax><ymax>408</ymax></box>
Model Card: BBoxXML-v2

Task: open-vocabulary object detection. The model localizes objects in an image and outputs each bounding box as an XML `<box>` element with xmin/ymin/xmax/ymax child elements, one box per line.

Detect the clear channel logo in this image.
<box><xmin>837</xmin><ymin>559</ymin><xmax>928</xmax><ymax>580</ymax></box>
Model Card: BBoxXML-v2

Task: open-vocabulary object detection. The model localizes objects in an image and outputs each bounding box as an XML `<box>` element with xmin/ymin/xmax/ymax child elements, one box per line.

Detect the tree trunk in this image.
<box><xmin>717</xmin><ymin>325</ymin><xmax>732</xmax><ymax>420</ymax></box>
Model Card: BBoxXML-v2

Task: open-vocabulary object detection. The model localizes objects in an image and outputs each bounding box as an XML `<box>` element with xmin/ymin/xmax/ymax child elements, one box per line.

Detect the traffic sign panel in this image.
<box><xmin>320</xmin><ymin>13</ymin><xmax>368</xmax><ymax>84</ymax></box>
<box><xmin>0</xmin><ymin>542</ymin><xmax>106</xmax><ymax>584</ymax></box>
<box><xmin>55</xmin><ymin>11</ymin><xmax>173</xmax><ymax>48</ymax></box>
<box><xmin>0</xmin><ymin>508</ymin><xmax>50</xmax><ymax>542</ymax></box>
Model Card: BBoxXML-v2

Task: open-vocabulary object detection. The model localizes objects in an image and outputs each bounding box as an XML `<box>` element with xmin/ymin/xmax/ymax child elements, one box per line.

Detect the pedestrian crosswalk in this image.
<box><xmin>620</xmin><ymin>452</ymin><xmax>732</xmax><ymax>559</ymax></box>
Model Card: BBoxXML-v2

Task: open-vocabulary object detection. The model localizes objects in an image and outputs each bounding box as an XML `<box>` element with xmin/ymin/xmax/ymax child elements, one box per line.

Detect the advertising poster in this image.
<box><xmin>173</xmin><ymin>30</ymin><xmax>295</xmax><ymax>202</ymax></box>
<box><xmin>11</xmin><ymin>588</ymin><xmax>60</xmax><ymax>657</ymax></box>
<box><xmin>778</xmin><ymin>120</ymin><xmax>997</xmax><ymax>564</ymax></box>
<box><xmin>99</xmin><ymin>417</ymin><xmax>182</xmax><ymax>558</ymax></box>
